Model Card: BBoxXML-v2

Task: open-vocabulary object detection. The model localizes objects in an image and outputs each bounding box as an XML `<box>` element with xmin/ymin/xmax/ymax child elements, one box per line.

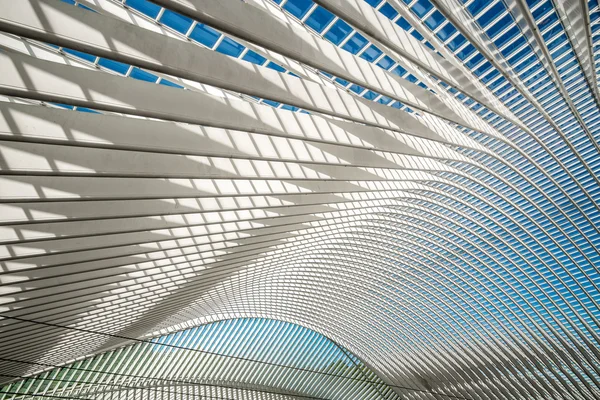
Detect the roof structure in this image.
<box><xmin>0</xmin><ymin>0</ymin><xmax>599</xmax><ymax>399</ymax></box>
<box><xmin>1</xmin><ymin>318</ymin><xmax>404</xmax><ymax>400</ymax></box>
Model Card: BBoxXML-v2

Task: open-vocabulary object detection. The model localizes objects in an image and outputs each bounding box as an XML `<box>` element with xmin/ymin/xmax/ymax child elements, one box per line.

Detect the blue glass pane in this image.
<box><xmin>342</xmin><ymin>33</ymin><xmax>368</xmax><ymax>54</ymax></box>
<box><xmin>283</xmin><ymin>0</ymin><xmax>313</xmax><ymax>19</ymax></box>
<box><xmin>547</xmin><ymin>35</ymin><xmax>567</xmax><ymax>52</ymax></box>
<box><xmin>537</xmin><ymin>12</ymin><xmax>558</xmax><ymax>33</ymax></box>
<box><xmin>521</xmin><ymin>63</ymin><xmax>542</xmax><ymax>80</ymax></box>
<box><xmin>411</xmin><ymin>30</ymin><xmax>424</xmax><ymax>41</ymax></box>
<box><xmin>447</xmin><ymin>33</ymin><xmax>466</xmax><ymax>50</ymax></box>
<box><xmin>557</xmin><ymin>59</ymin><xmax>577</xmax><ymax>74</ymax></box>
<box><xmin>393</xmin><ymin>65</ymin><xmax>407</xmax><ymax>76</ymax></box>
<box><xmin>466</xmin><ymin>53</ymin><xmax>484</xmax><ymax>69</ymax></box>
<box><xmin>262</xmin><ymin>99</ymin><xmax>280</xmax><ymax>107</ymax></box>
<box><xmin>411</xmin><ymin>0</ymin><xmax>433</xmax><ymax>18</ymax></box>
<box><xmin>487</xmin><ymin>15</ymin><xmax>513</xmax><ymax>38</ymax></box>
<box><xmin>76</xmin><ymin>107</ymin><xmax>99</xmax><ymax>113</ymax></box>
<box><xmin>467</xmin><ymin>0</ymin><xmax>489</xmax><ymax>16</ymax></box>
<box><xmin>360</xmin><ymin>45</ymin><xmax>383</xmax><ymax>62</ymax></box>
<box><xmin>125</xmin><ymin>0</ymin><xmax>160</xmax><ymax>19</ymax></box>
<box><xmin>63</xmin><ymin>48</ymin><xmax>96</xmax><ymax>63</ymax></box>
<box><xmin>474</xmin><ymin>61</ymin><xmax>493</xmax><ymax>76</ymax></box>
<box><xmin>457</xmin><ymin>43</ymin><xmax>476</xmax><ymax>60</ymax></box>
<box><xmin>550</xmin><ymin>43</ymin><xmax>569</xmax><ymax>59</ymax></box>
<box><xmin>377</xmin><ymin>55</ymin><xmax>395</xmax><ymax>69</ymax></box>
<box><xmin>159</xmin><ymin>79</ymin><xmax>184</xmax><ymax>89</ymax></box>
<box><xmin>363</xmin><ymin>90</ymin><xmax>378</xmax><ymax>100</ymax></box>
<box><xmin>532</xmin><ymin>1</ymin><xmax>553</xmax><ymax>19</ymax></box>
<box><xmin>501</xmin><ymin>36</ymin><xmax>527</xmax><ymax>57</ymax></box>
<box><xmin>98</xmin><ymin>58</ymin><xmax>129</xmax><ymax>75</ymax></box>
<box><xmin>160</xmin><ymin>9</ymin><xmax>192</xmax><ymax>34</ymax></box>
<box><xmin>481</xmin><ymin>68</ymin><xmax>500</xmax><ymax>83</ymax></box>
<box><xmin>350</xmin><ymin>84</ymin><xmax>365</xmax><ymax>94</ymax></box>
<box><xmin>189</xmin><ymin>23</ymin><xmax>221</xmax><ymax>48</ymax></box>
<box><xmin>379</xmin><ymin>3</ymin><xmax>398</xmax><ymax>20</ymax></box>
<box><xmin>51</xmin><ymin>102</ymin><xmax>74</xmax><ymax>109</ymax></box>
<box><xmin>324</xmin><ymin>19</ymin><xmax>352</xmax><ymax>45</ymax></box>
<box><xmin>216</xmin><ymin>37</ymin><xmax>245</xmax><ymax>57</ymax></box>
<box><xmin>130</xmin><ymin>68</ymin><xmax>157</xmax><ymax>83</ymax></box>
<box><xmin>477</xmin><ymin>2</ymin><xmax>506</xmax><ymax>27</ymax></box>
<box><xmin>436</xmin><ymin>23</ymin><xmax>457</xmax><ymax>41</ymax></box>
<box><xmin>378</xmin><ymin>95</ymin><xmax>393</xmax><ymax>105</ymax></box>
<box><xmin>425</xmin><ymin>11</ymin><xmax>445</xmax><ymax>30</ymax></box>
<box><xmin>281</xmin><ymin>104</ymin><xmax>300</xmax><ymax>111</ymax></box>
<box><xmin>396</xmin><ymin>16</ymin><xmax>412</xmax><ymax>31</ymax></box>
<box><xmin>305</xmin><ymin>7</ymin><xmax>334</xmax><ymax>32</ymax></box>
<box><xmin>266</xmin><ymin>62</ymin><xmax>286</xmax><ymax>73</ymax></box>
<box><xmin>495</xmin><ymin>26</ymin><xmax>519</xmax><ymax>48</ymax></box>
<box><xmin>242</xmin><ymin>50</ymin><xmax>267</xmax><ymax>65</ymax></box>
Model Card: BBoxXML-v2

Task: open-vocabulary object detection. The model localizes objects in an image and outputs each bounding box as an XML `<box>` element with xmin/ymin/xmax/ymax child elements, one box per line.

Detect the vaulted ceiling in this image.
<box><xmin>0</xmin><ymin>0</ymin><xmax>599</xmax><ymax>399</ymax></box>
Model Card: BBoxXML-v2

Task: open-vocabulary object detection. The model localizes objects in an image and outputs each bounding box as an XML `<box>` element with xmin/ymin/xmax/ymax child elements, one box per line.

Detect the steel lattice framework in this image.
<box><xmin>0</xmin><ymin>318</ymin><xmax>408</xmax><ymax>400</ymax></box>
<box><xmin>0</xmin><ymin>0</ymin><xmax>599</xmax><ymax>399</ymax></box>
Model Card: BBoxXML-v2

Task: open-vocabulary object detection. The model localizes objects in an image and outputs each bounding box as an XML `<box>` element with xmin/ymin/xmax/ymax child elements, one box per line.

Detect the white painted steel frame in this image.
<box><xmin>0</xmin><ymin>0</ymin><xmax>599</xmax><ymax>399</ymax></box>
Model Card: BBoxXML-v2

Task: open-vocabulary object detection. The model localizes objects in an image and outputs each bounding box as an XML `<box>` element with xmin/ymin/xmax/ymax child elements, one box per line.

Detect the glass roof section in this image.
<box><xmin>54</xmin><ymin>0</ymin><xmax>309</xmax><ymax>112</ymax></box>
<box><xmin>0</xmin><ymin>319</ymin><xmax>401</xmax><ymax>400</ymax></box>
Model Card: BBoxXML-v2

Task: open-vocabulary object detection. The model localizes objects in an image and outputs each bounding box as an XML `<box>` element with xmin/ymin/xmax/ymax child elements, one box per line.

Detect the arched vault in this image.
<box><xmin>0</xmin><ymin>0</ymin><xmax>599</xmax><ymax>399</ymax></box>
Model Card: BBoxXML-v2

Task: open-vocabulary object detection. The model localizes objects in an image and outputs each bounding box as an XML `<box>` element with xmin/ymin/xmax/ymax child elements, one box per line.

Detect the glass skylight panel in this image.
<box><xmin>342</xmin><ymin>32</ymin><xmax>369</xmax><ymax>54</ymax></box>
<box><xmin>379</xmin><ymin>3</ymin><xmax>398</xmax><ymax>20</ymax></box>
<box><xmin>387</xmin><ymin>0</ymin><xmax>600</xmax><ymax>227</ymax></box>
<box><xmin>268</xmin><ymin>0</ymin><xmax>435</xmax><ymax>94</ymax></box>
<box><xmin>305</xmin><ymin>6</ymin><xmax>335</xmax><ymax>32</ymax></box>
<box><xmin>323</xmin><ymin>18</ymin><xmax>353</xmax><ymax>44</ymax></box>
<box><xmin>97</xmin><ymin>57</ymin><xmax>130</xmax><ymax>74</ymax></box>
<box><xmin>283</xmin><ymin>0</ymin><xmax>314</xmax><ymax>19</ymax></box>
<box><xmin>363</xmin><ymin>90</ymin><xmax>379</xmax><ymax>100</ymax></box>
<box><xmin>411</xmin><ymin>0</ymin><xmax>434</xmax><ymax>18</ymax></box>
<box><xmin>124</xmin><ymin>0</ymin><xmax>160</xmax><ymax>19</ymax></box>
<box><xmin>129</xmin><ymin>67</ymin><xmax>158</xmax><ymax>83</ymax></box>
<box><xmin>266</xmin><ymin>61</ymin><xmax>287</xmax><ymax>72</ymax></box>
<box><xmin>215</xmin><ymin>36</ymin><xmax>245</xmax><ymax>57</ymax></box>
<box><xmin>189</xmin><ymin>23</ymin><xmax>220</xmax><ymax>47</ymax></box>
<box><xmin>62</xmin><ymin>47</ymin><xmax>96</xmax><ymax>62</ymax></box>
<box><xmin>360</xmin><ymin>44</ymin><xmax>383</xmax><ymax>62</ymax></box>
<box><xmin>424</xmin><ymin>10</ymin><xmax>444</xmax><ymax>30</ymax></box>
<box><xmin>159</xmin><ymin>9</ymin><xmax>192</xmax><ymax>33</ymax></box>
<box><xmin>374</xmin><ymin>55</ymin><xmax>393</xmax><ymax>71</ymax></box>
<box><xmin>242</xmin><ymin>49</ymin><xmax>268</xmax><ymax>65</ymax></box>
<box><xmin>97</xmin><ymin>0</ymin><xmax>310</xmax><ymax>113</ymax></box>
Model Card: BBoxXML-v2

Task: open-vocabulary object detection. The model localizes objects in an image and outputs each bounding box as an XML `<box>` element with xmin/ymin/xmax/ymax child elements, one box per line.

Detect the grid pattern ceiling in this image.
<box><xmin>0</xmin><ymin>319</ymin><xmax>404</xmax><ymax>400</ymax></box>
<box><xmin>0</xmin><ymin>0</ymin><xmax>599</xmax><ymax>399</ymax></box>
